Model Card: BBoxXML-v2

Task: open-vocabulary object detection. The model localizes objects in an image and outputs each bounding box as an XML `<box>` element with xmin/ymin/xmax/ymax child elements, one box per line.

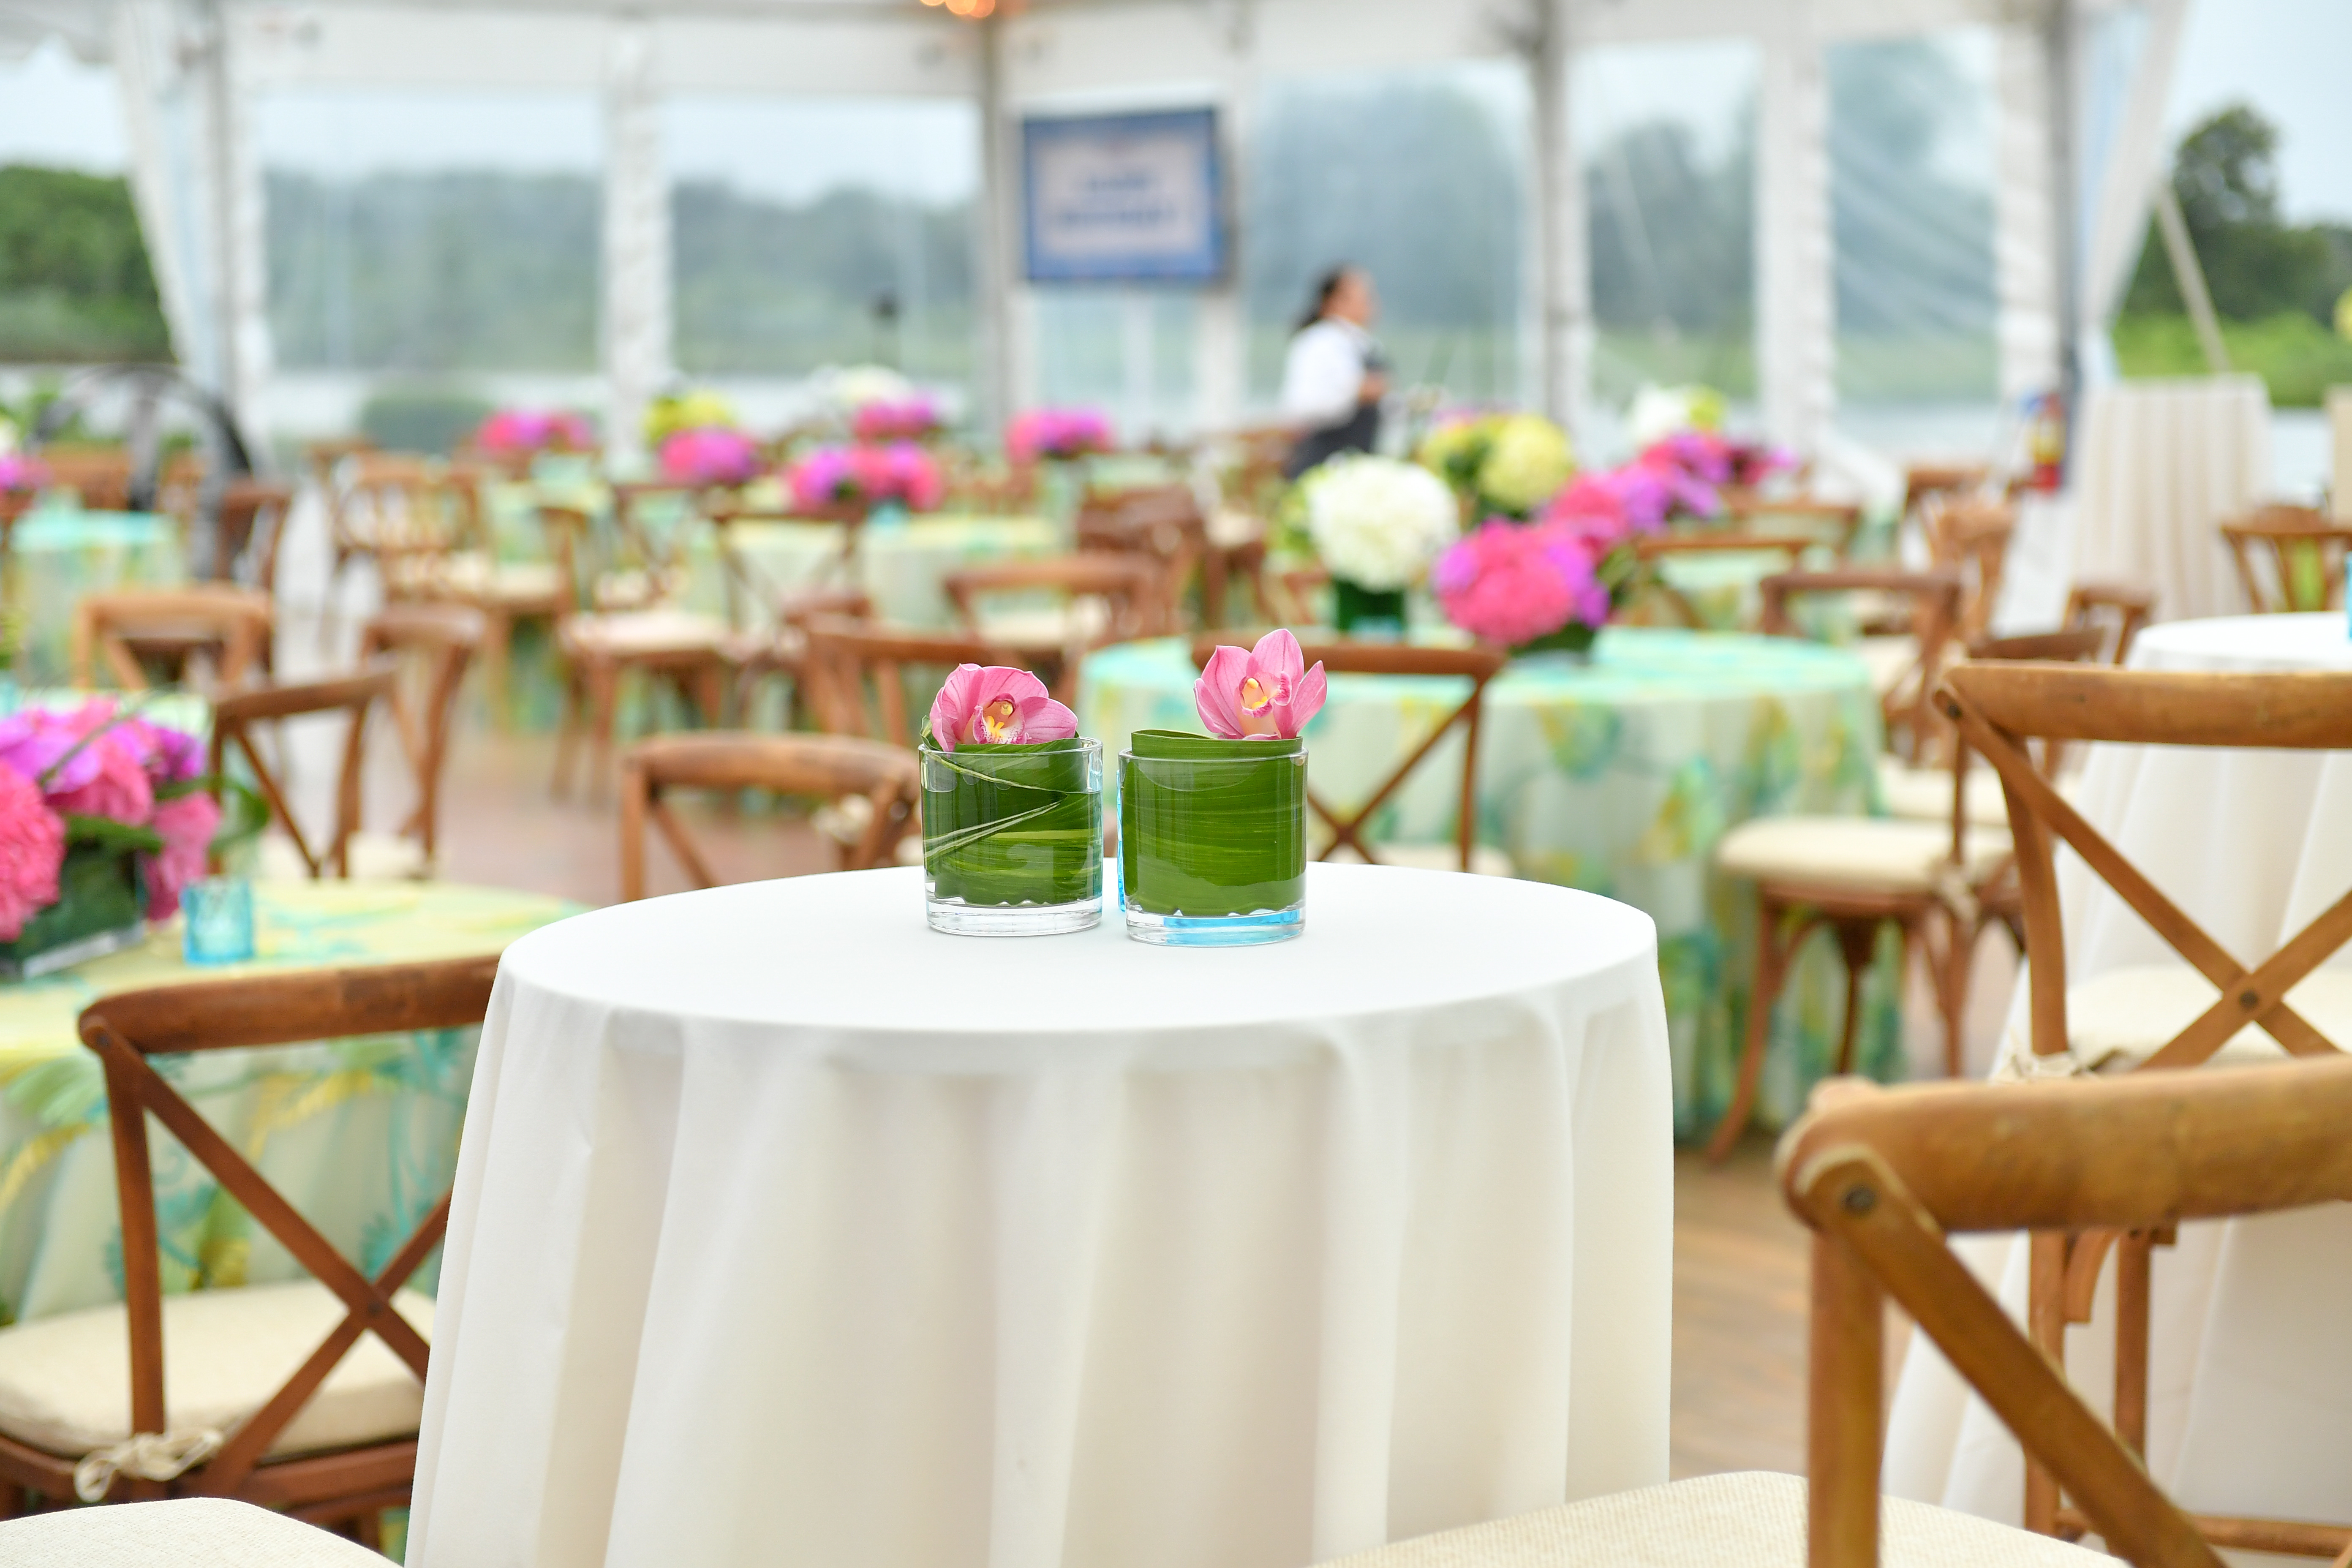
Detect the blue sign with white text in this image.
<box><xmin>1022</xmin><ymin>108</ymin><xmax>1227</xmax><ymax>284</ymax></box>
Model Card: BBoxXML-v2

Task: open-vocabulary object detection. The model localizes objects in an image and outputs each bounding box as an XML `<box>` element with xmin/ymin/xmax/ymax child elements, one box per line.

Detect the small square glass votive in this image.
<box><xmin>181</xmin><ymin>877</ymin><xmax>256</xmax><ymax>966</ymax></box>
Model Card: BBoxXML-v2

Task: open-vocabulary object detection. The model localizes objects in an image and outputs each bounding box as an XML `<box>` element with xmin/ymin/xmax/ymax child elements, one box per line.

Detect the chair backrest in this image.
<box><xmin>1940</xmin><ymin>662</ymin><xmax>2352</xmax><ymax>1073</ymax></box>
<box><xmin>210</xmin><ymin>666</ymin><xmax>398</xmax><ymax>879</ymax></box>
<box><xmin>943</xmin><ymin>554</ymin><xmax>1170</xmax><ymax>644</ymax></box>
<box><xmin>535</xmin><ymin>504</ymin><xmax>597</xmax><ymax>612</ymax></box>
<box><xmin>1758</xmin><ymin>568</ymin><xmax>1963</xmax><ymax>763</ymax></box>
<box><xmin>1721</xmin><ymin>495</ymin><xmax>1864</xmax><ymax>558</ymax></box>
<box><xmin>1923</xmin><ymin>495</ymin><xmax>2014</xmax><ymax>639</ymax></box>
<box><xmin>359</xmin><ymin>604</ymin><xmax>485</xmax><ymax>866</ymax></box>
<box><xmin>36</xmin><ymin>446</ymin><xmax>133</xmax><ymax>512</ymax></box>
<box><xmin>619</xmin><ymin>731</ymin><xmax>921</xmax><ymax>899</ymax></box>
<box><xmin>71</xmin><ymin>587</ymin><xmax>275</xmax><ymax>693</ymax></box>
<box><xmin>798</xmin><ymin>617</ymin><xmax>1029</xmax><ymax>748</ymax></box>
<box><xmin>1186</xmin><ymin>635</ymin><xmax>1508</xmax><ymax>872</ymax></box>
<box><xmin>331</xmin><ymin>455</ymin><xmax>439</xmax><ymax>549</ymax></box>
<box><xmin>1637</xmin><ymin>534</ymin><xmax>1827</xmax><ymax>629</ymax></box>
<box><xmin>2061</xmin><ymin>579</ymin><xmax>2156</xmax><ymax>665</ymax></box>
<box><xmin>78</xmin><ymin>958</ymin><xmax>496</xmax><ymax>1498</ymax></box>
<box><xmin>1900</xmin><ymin>462</ymin><xmax>1989</xmax><ymax>519</ymax></box>
<box><xmin>1077</xmin><ymin>485</ymin><xmax>1206</xmax><ymax>629</ymax></box>
<box><xmin>2220</xmin><ymin>504</ymin><xmax>2352</xmax><ymax>613</ymax></box>
<box><xmin>213</xmin><ymin>479</ymin><xmax>296</xmax><ymax>593</ymax></box>
<box><xmin>1782</xmin><ymin>1059</ymin><xmax>2352</xmax><ymax>1568</ymax></box>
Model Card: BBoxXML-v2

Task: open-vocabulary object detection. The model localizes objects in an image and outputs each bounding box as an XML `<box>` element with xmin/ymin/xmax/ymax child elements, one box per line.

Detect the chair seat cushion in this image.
<box><xmin>1877</xmin><ymin>757</ymin><xmax>2011</xmax><ymax>827</ymax></box>
<box><xmin>561</xmin><ymin>609</ymin><xmax>730</xmax><ymax>656</ymax></box>
<box><xmin>1323</xmin><ymin>1471</ymin><xmax>2108</xmax><ymax>1568</ymax></box>
<box><xmin>429</xmin><ymin>551</ymin><xmax>564</xmax><ymax>607</ymax></box>
<box><xmin>0</xmin><ymin>1496</ymin><xmax>387</xmax><ymax>1565</ymax></box>
<box><xmin>1856</xmin><ymin>635</ymin><xmax>1921</xmax><ymax>695</ymax></box>
<box><xmin>0</xmin><ymin>1279</ymin><xmax>433</xmax><ymax>1462</ymax></box>
<box><xmin>976</xmin><ymin>601</ymin><xmax>1114</xmax><ymax>653</ymax></box>
<box><xmin>1715</xmin><ymin>815</ymin><xmax>2012</xmax><ymax>894</ymax></box>
<box><xmin>2015</xmin><ymin>963</ymin><xmax>2352</xmax><ymax>1075</ymax></box>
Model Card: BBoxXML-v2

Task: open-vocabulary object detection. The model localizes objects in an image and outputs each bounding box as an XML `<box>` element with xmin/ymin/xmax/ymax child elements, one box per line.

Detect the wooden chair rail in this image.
<box><xmin>82</xmin><ymin>955</ymin><xmax>498</xmax><ymax>1056</ymax></box>
<box><xmin>619</xmin><ymin>732</ymin><xmax>919</xmax><ymax>898</ymax></box>
<box><xmin>1965</xmin><ymin>627</ymin><xmax>2109</xmax><ymax>663</ymax></box>
<box><xmin>1944</xmin><ymin>662</ymin><xmax>2352</xmax><ymax>750</ymax></box>
<box><xmin>212</xmin><ymin>666</ymin><xmax>398</xmax><ymax>880</ymax></box>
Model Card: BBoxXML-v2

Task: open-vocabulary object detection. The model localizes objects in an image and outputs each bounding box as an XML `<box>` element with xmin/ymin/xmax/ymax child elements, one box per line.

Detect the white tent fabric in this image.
<box><xmin>11</xmin><ymin>0</ymin><xmax>2185</xmax><ymax>458</ymax></box>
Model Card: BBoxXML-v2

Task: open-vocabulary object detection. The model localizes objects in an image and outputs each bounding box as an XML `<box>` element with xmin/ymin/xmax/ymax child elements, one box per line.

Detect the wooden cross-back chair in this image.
<box><xmin>1637</xmin><ymin>533</ymin><xmax>1833</xmax><ymax>630</ymax></box>
<box><xmin>212</xmin><ymin>667</ymin><xmax>397</xmax><ymax>881</ymax></box>
<box><xmin>944</xmin><ymin>555</ymin><xmax>1170</xmax><ymax>681</ymax></box>
<box><xmin>1185</xmin><ymin>636</ymin><xmax>1510</xmax><ymax>875</ymax></box>
<box><xmin>619</xmin><ymin>732</ymin><xmax>921</xmax><ymax>901</ymax></box>
<box><xmin>212</xmin><ymin>479</ymin><xmax>296</xmax><ymax>595</ymax></box>
<box><xmin>328</xmin><ymin>455</ymin><xmax>455</xmax><ymax>588</ymax></box>
<box><xmin>1785</xmin><ymin>1058</ymin><xmax>2352</xmax><ymax>1568</ymax></box>
<box><xmin>35</xmin><ymin>446</ymin><xmax>132</xmax><ymax>512</ymax></box>
<box><xmin>2219</xmin><ymin>503</ymin><xmax>2352</xmax><ymax>613</ymax></box>
<box><xmin>1938</xmin><ymin>661</ymin><xmax>2352</xmax><ymax>1552</ymax></box>
<box><xmin>1759</xmin><ymin>568</ymin><xmax>1962</xmax><ymax>764</ymax></box>
<box><xmin>72</xmin><ymin>587</ymin><xmax>275</xmax><ymax>694</ymax></box>
<box><xmin>799</xmin><ymin>617</ymin><xmax>1031</xmax><ymax>746</ymax></box>
<box><xmin>2061</xmin><ymin>579</ymin><xmax>2156</xmax><ymax>665</ymax></box>
<box><xmin>1077</xmin><ymin>484</ymin><xmax>1211</xmax><ymax>628</ymax></box>
<box><xmin>1922</xmin><ymin>495</ymin><xmax>2015</xmax><ymax>641</ymax></box>
<box><xmin>0</xmin><ymin>959</ymin><xmax>502</xmax><ymax>1536</ymax></box>
<box><xmin>354</xmin><ymin>604</ymin><xmax>482</xmax><ymax>875</ymax></box>
<box><xmin>538</xmin><ymin>505</ymin><xmax>733</xmax><ymax>800</ymax></box>
<box><xmin>1723</xmin><ymin>495</ymin><xmax>1865</xmax><ymax>557</ymax></box>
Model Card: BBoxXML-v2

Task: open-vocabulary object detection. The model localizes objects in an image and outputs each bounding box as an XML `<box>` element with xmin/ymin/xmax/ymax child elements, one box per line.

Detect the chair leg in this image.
<box><xmin>1829</xmin><ymin>920</ymin><xmax>1880</xmax><ymax>1077</ymax></box>
<box><xmin>1939</xmin><ymin>911</ymin><xmax>1982</xmax><ymax>1079</ymax></box>
<box><xmin>695</xmin><ymin>660</ymin><xmax>727</xmax><ymax>729</ymax></box>
<box><xmin>1707</xmin><ymin>896</ymin><xmax>1793</xmax><ymax>1162</ymax></box>
<box><xmin>552</xmin><ymin>664</ymin><xmax>582</xmax><ymax>799</ymax></box>
<box><xmin>484</xmin><ymin>608</ymin><xmax>513</xmax><ymax>734</ymax></box>
<box><xmin>587</xmin><ymin>660</ymin><xmax>620</xmax><ymax>804</ymax></box>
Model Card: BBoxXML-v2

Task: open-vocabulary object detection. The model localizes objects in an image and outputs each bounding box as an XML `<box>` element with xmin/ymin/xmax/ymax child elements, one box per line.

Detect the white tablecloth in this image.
<box><xmin>1884</xmin><ymin>612</ymin><xmax>2352</xmax><ymax>1537</ymax></box>
<box><xmin>409</xmin><ymin>863</ymin><xmax>1673</xmax><ymax>1568</ymax></box>
<box><xmin>2072</xmin><ymin>376</ymin><xmax>2272</xmax><ymax>622</ymax></box>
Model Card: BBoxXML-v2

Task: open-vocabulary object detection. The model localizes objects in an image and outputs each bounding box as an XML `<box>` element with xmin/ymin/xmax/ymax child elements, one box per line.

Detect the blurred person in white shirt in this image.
<box><xmin>1279</xmin><ymin>265</ymin><xmax>1389</xmax><ymax>478</ymax></box>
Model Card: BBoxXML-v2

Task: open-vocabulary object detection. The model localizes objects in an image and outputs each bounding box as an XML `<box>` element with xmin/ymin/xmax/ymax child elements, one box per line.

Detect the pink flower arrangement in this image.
<box><xmin>1544</xmin><ymin>466</ymin><xmax>1677</xmax><ymax>544</ymax></box>
<box><xmin>851</xmin><ymin>397</ymin><xmax>940</xmax><ymax>442</ymax></box>
<box><xmin>0</xmin><ymin>454</ymin><xmax>46</xmax><ymax>494</ymax></box>
<box><xmin>1006</xmin><ymin>408</ymin><xmax>1113</xmax><ymax>464</ymax></box>
<box><xmin>0</xmin><ymin>701</ymin><xmax>220</xmax><ymax>930</ymax></box>
<box><xmin>786</xmin><ymin>442</ymin><xmax>944</xmax><ymax>512</ymax></box>
<box><xmin>1433</xmin><ymin>520</ymin><xmax>1614</xmax><ymax>649</ymax></box>
<box><xmin>1634</xmin><ymin>431</ymin><xmax>1794</xmax><ymax>508</ymax></box>
<box><xmin>658</xmin><ymin>426</ymin><xmax>763</xmax><ymax>488</ymax></box>
<box><xmin>1196</xmin><ymin>630</ymin><xmax>1328</xmax><ymax>741</ymax></box>
<box><xmin>476</xmin><ymin>408</ymin><xmax>595</xmax><ymax>455</ymax></box>
<box><xmin>927</xmin><ymin>666</ymin><xmax>1078</xmax><ymax>751</ymax></box>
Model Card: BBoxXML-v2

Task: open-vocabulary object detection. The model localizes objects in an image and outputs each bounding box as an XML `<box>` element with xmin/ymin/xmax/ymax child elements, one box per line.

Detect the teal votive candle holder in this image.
<box><xmin>181</xmin><ymin>877</ymin><xmax>256</xmax><ymax>966</ymax></box>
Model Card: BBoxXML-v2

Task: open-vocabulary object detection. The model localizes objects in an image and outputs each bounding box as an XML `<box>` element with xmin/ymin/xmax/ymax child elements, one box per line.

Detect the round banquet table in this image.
<box><xmin>1079</xmin><ymin>628</ymin><xmax>1900</xmax><ymax>1141</ymax></box>
<box><xmin>8</xmin><ymin>508</ymin><xmax>187</xmax><ymax>685</ymax></box>
<box><xmin>408</xmin><ymin>863</ymin><xmax>1673</xmax><ymax>1568</ymax></box>
<box><xmin>1884</xmin><ymin>611</ymin><xmax>2352</xmax><ymax>1531</ymax></box>
<box><xmin>0</xmin><ymin>879</ymin><xmax>575</xmax><ymax>1326</ymax></box>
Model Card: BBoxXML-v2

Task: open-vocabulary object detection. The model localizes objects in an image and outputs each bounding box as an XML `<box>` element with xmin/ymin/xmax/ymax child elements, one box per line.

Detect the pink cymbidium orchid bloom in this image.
<box><xmin>927</xmin><ymin>665</ymin><xmax>1079</xmax><ymax>751</ymax></box>
<box><xmin>1195</xmin><ymin>629</ymin><xmax>1327</xmax><ymax>741</ymax></box>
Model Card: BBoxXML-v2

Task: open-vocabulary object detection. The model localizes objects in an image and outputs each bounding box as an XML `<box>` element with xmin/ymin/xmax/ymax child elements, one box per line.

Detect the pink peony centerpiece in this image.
<box><xmin>1433</xmin><ymin>519</ymin><xmax>1614</xmax><ymax>652</ymax></box>
<box><xmin>926</xmin><ymin>666</ymin><xmax>1078</xmax><ymax>751</ymax></box>
<box><xmin>851</xmin><ymin>397</ymin><xmax>941</xmax><ymax>442</ymax></box>
<box><xmin>658</xmin><ymin>426</ymin><xmax>762</xmax><ymax>488</ymax></box>
<box><xmin>1195</xmin><ymin>630</ymin><xmax>1328</xmax><ymax>741</ymax></box>
<box><xmin>786</xmin><ymin>442</ymin><xmax>943</xmax><ymax>513</ymax></box>
<box><xmin>1006</xmin><ymin>408</ymin><xmax>1113</xmax><ymax>464</ymax></box>
<box><xmin>0</xmin><ymin>454</ymin><xmax>46</xmax><ymax>495</ymax></box>
<box><xmin>476</xmin><ymin>408</ymin><xmax>595</xmax><ymax>456</ymax></box>
<box><xmin>0</xmin><ymin>701</ymin><xmax>226</xmax><ymax>929</ymax></box>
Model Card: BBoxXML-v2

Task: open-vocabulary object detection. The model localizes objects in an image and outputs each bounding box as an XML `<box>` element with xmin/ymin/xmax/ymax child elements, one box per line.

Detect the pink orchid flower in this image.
<box><xmin>927</xmin><ymin>665</ymin><xmax>1079</xmax><ymax>752</ymax></box>
<box><xmin>1195</xmin><ymin>629</ymin><xmax>1328</xmax><ymax>740</ymax></box>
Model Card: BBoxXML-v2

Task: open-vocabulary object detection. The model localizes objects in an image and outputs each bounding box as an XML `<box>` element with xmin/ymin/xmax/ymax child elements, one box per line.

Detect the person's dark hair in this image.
<box><xmin>1296</xmin><ymin>266</ymin><xmax>1354</xmax><ymax>334</ymax></box>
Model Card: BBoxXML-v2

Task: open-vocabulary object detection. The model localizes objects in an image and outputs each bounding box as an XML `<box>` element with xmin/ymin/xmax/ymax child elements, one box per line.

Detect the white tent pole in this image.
<box><xmin>1193</xmin><ymin>7</ymin><xmax>1253</xmax><ymax>440</ymax></box>
<box><xmin>602</xmin><ymin>15</ymin><xmax>671</xmax><ymax>466</ymax></box>
<box><xmin>1527</xmin><ymin>0</ymin><xmax>1590</xmax><ymax>445</ymax></box>
<box><xmin>1754</xmin><ymin>2</ymin><xmax>1833</xmax><ymax>460</ymax></box>
<box><xmin>215</xmin><ymin>1</ymin><xmax>273</xmax><ymax>448</ymax></box>
<box><xmin>1993</xmin><ymin>14</ymin><xmax>2061</xmax><ymax>405</ymax></box>
<box><xmin>972</xmin><ymin>14</ymin><xmax>1015</xmax><ymax>441</ymax></box>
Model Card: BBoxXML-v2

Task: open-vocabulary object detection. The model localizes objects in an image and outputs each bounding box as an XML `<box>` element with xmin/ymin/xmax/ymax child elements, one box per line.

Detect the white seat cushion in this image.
<box><xmin>0</xmin><ymin>1279</ymin><xmax>433</xmax><ymax>1462</ymax></box>
<box><xmin>1715</xmin><ymin>816</ymin><xmax>2012</xmax><ymax>894</ymax></box>
<box><xmin>561</xmin><ymin>608</ymin><xmax>729</xmax><ymax>656</ymax></box>
<box><xmin>2045</xmin><ymin>963</ymin><xmax>2352</xmax><ymax>1074</ymax></box>
<box><xmin>1323</xmin><ymin>1471</ymin><xmax>2108</xmax><ymax>1568</ymax></box>
<box><xmin>1877</xmin><ymin>757</ymin><xmax>2011</xmax><ymax>828</ymax></box>
<box><xmin>0</xmin><ymin>1496</ymin><xmax>387</xmax><ymax>1566</ymax></box>
<box><xmin>1857</xmin><ymin>635</ymin><xmax>1921</xmax><ymax>695</ymax></box>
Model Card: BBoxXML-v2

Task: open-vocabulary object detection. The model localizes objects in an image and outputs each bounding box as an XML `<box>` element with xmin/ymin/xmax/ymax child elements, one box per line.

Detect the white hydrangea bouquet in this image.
<box><xmin>1302</xmin><ymin>454</ymin><xmax>1460</xmax><ymax>591</ymax></box>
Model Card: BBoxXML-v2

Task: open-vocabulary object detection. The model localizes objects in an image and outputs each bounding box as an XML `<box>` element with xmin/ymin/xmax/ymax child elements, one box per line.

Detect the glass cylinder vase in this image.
<box><xmin>922</xmin><ymin>737</ymin><xmax>1102</xmax><ymax>936</ymax></box>
<box><xmin>1119</xmin><ymin>730</ymin><xmax>1306</xmax><ymax>946</ymax></box>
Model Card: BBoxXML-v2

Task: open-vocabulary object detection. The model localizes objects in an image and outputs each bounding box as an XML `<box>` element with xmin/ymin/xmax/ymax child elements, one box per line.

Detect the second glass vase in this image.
<box><xmin>922</xmin><ymin>737</ymin><xmax>1102</xmax><ymax>936</ymax></box>
<box><xmin>1119</xmin><ymin>730</ymin><xmax>1306</xmax><ymax>946</ymax></box>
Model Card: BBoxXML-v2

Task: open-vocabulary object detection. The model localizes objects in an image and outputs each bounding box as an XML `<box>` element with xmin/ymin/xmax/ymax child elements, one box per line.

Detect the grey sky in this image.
<box><xmin>0</xmin><ymin>0</ymin><xmax>2348</xmax><ymax>219</ymax></box>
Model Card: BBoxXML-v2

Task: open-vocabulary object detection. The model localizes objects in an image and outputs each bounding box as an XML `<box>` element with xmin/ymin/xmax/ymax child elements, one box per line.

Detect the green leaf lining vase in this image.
<box><xmin>1332</xmin><ymin>579</ymin><xmax>1407</xmax><ymax>640</ymax></box>
<box><xmin>921</xmin><ymin>737</ymin><xmax>1102</xmax><ymax>935</ymax></box>
<box><xmin>0</xmin><ymin>842</ymin><xmax>147</xmax><ymax>981</ymax></box>
<box><xmin>1119</xmin><ymin>730</ymin><xmax>1306</xmax><ymax>946</ymax></box>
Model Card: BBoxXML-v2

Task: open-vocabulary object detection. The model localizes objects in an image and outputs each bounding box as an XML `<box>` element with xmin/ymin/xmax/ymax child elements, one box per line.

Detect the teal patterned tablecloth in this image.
<box><xmin>8</xmin><ymin>509</ymin><xmax>188</xmax><ymax>685</ymax></box>
<box><xmin>0</xmin><ymin>880</ymin><xmax>576</xmax><ymax>1324</ymax></box>
<box><xmin>683</xmin><ymin>514</ymin><xmax>1061</xmax><ymax>630</ymax></box>
<box><xmin>1078</xmin><ymin>628</ymin><xmax>1904</xmax><ymax>1140</ymax></box>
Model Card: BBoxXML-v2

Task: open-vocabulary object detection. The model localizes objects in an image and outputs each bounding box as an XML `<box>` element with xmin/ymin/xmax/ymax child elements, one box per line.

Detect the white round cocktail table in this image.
<box><xmin>1885</xmin><ymin>612</ymin><xmax>2352</xmax><ymax>1530</ymax></box>
<box><xmin>408</xmin><ymin>863</ymin><xmax>1671</xmax><ymax>1568</ymax></box>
